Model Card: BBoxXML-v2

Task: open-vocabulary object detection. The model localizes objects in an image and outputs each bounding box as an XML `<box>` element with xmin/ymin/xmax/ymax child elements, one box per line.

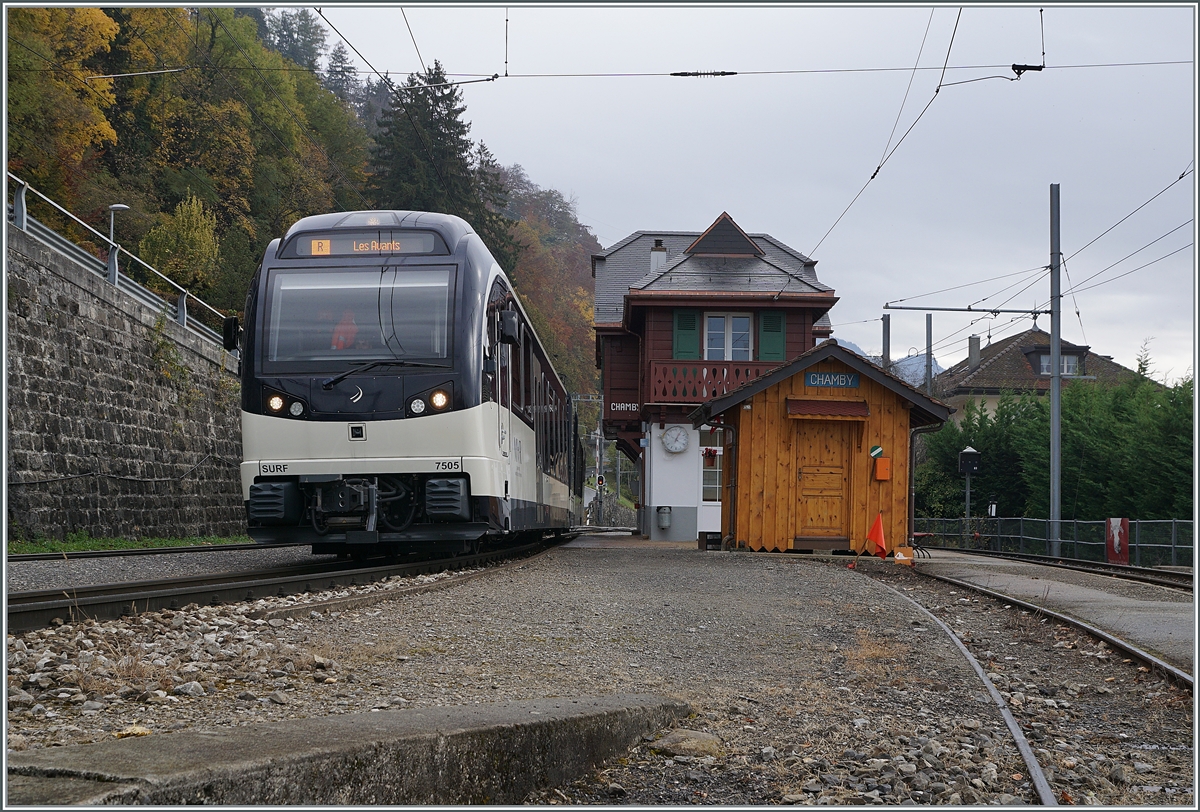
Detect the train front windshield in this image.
<box><xmin>262</xmin><ymin>266</ymin><xmax>454</xmax><ymax>368</ymax></box>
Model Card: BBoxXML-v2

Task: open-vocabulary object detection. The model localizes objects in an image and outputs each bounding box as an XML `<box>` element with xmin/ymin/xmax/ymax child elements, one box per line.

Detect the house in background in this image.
<box><xmin>934</xmin><ymin>327</ymin><xmax>1143</xmax><ymax>420</ymax></box>
<box><xmin>593</xmin><ymin>212</ymin><xmax>838</xmax><ymax>541</ymax></box>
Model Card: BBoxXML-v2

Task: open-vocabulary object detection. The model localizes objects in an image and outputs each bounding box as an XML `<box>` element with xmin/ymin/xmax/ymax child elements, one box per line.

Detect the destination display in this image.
<box><xmin>283</xmin><ymin>230</ymin><xmax>445</xmax><ymax>258</ymax></box>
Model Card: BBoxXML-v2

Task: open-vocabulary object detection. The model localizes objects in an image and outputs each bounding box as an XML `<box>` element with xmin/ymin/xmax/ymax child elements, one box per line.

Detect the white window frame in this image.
<box><xmin>704</xmin><ymin>312</ymin><xmax>753</xmax><ymax>362</ymax></box>
<box><xmin>700</xmin><ymin>427</ymin><xmax>724</xmax><ymax>503</ymax></box>
<box><xmin>1039</xmin><ymin>354</ymin><xmax>1079</xmax><ymax>375</ymax></box>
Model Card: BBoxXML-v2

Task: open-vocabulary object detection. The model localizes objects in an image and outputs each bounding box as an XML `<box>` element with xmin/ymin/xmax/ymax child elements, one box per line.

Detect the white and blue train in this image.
<box><xmin>224</xmin><ymin>211</ymin><xmax>585</xmax><ymax>556</ymax></box>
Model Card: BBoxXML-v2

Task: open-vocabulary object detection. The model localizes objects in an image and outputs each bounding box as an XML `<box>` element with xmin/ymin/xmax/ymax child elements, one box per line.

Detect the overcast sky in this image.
<box><xmin>316</xmin><ymin>3</ymin><xmax>1196</xmax><ymax>382</ymax></box>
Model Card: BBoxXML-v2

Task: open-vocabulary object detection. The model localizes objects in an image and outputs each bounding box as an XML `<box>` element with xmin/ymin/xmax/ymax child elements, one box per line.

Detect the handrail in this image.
<box><xmin>6</xmin><ymin>172</ymin><xmax>232</xmax><ymax>344</ymax></box>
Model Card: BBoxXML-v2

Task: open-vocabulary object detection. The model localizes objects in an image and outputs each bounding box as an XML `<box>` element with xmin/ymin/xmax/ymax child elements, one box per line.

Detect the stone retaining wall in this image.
<box><xmin>5</xmin><ymin>224</ymin><xmax>244</xmax><ymax>541</ymax></box>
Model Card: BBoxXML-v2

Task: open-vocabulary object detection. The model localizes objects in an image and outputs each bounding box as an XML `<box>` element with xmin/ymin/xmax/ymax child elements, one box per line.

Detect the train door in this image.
<box><xmin>488</xmin><ymin>283</ymin><xmax>511</xmax><ymax>459</ymax></box>
<box><xmin>498</xmin><ymin>336</ymin><xmax>510</xmax><ymax>458</ymax></box>
<box><xmin>535</xmin><ymin>372</ymin><xmax>544</xmax><ymax>518</ymax></box>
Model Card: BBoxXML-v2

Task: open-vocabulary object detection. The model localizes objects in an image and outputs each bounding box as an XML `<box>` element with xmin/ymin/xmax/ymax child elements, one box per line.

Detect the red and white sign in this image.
<box><xmin>1106</xmin><ymin>517</ymin><xmax>1129</xmax><ymax>566</ymax></box>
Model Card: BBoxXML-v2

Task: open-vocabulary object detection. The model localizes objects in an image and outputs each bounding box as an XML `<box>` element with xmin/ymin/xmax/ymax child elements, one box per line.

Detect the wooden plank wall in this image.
<box><xmin>725</xmin><ymin>358</ymin><xmax>912</xmax><ymax>553</ymax></box>
<box><xmin>602</xmin><ymin>335</ymin><xmax>641</xmax><ymax>408</ymax></box>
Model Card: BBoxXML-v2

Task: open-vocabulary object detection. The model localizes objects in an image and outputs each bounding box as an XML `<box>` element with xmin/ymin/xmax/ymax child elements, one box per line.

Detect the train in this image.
<box><xmin>223</xmin><ymin>210</ymin><xmax>586</xmax><ymax>556</ymax></box>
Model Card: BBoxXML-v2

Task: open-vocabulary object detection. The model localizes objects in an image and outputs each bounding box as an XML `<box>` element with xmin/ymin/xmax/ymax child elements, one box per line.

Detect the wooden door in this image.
<box><xmin>795</xmin><ymin>420</ymin><xmax>850</xmax><ymax>544</ymax></box>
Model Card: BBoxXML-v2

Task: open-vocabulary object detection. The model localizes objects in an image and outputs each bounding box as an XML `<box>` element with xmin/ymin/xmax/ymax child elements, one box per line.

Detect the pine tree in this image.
<box><xmin>323</xmin><ymin>41</ymin><xmax>359</xmax><ymax>105</ymax></box>
<box><xmin>368</xmin><ymin>60</ymin><xmax>516</xmax><ymax>263</ymax></box>
<box><xmin>470</xmin><ymin>141</ymin><xmax>521</xmax><ymax>273</ymax></box>
<box><xmin>267</xmin><ymin>8</ymin><xmax>326</xmax><ymax>70</ymax></box>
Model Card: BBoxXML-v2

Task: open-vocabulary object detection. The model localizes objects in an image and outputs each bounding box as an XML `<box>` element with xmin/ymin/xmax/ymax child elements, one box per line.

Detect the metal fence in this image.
<box><xmin>7</xmin><ymin>172</ymin><xmax>234</xmax><ymax>351</ymax></box>
<box><xmin>913</xmin><ymin>517</ymin><xmax>1193</xmax><ymax>568</ymax></box>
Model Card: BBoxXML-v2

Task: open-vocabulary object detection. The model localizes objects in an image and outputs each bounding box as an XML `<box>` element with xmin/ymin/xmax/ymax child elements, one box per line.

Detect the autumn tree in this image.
<box><xmin>500</xmin><ymin>165</ymin><xmax>601</xmax><ymax>396</ymax></box>
<box><xmin>6</xmin><ymin>7</ymin><xmax>119</xmax><ymax>206</ymax></box>
<box><xmin>138</xmin><ymin>193</ymin><xmax>221</xmax><ymax>292</ymax></box>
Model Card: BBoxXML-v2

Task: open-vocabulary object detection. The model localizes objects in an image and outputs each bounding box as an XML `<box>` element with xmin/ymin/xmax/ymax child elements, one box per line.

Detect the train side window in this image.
<box><xmin>496</xmin><ymin>309</ymin><xmax>510</xmax><ymax>410</ymax></box>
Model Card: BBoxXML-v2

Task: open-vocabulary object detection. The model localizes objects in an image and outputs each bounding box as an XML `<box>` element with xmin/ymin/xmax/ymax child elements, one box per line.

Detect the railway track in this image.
<box><xmin>5</xmin><ymin>542</ymin><xmax>309</xmax><ymax>563</ymax></box>
<box><xmin>6</xmin><ymin>536</ymin><xmax>569</xmax><ymax>633</ymax></box>
<box><xmin>917</xmin><ymin>545</ymin><xmax>1193</xmax><ymax>591</ymax></box>
<box><xmin>915</xmin><ymin>566</ymin><xmax>1193</xmax><ymax>690</ymax></box>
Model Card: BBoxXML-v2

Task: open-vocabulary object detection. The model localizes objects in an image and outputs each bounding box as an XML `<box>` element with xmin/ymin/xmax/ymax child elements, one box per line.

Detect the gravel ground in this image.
<box><xmin>4</xmin><ymin>545</ymin><xmax>325</xmax><ymax>593</ymax></box>
<box><xmin>5</xmin><ymin>542</ymin><xmax>1194</xmax><ymax>805</ymax></box>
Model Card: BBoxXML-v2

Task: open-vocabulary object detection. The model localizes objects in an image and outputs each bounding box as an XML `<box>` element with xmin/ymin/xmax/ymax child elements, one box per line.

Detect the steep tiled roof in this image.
<box><xmin>592</xmin><ymin>232</ymin><xmax>697</xmax><ymax>325</ymax></box>
<box><xmin>935</xmin><ymin>328</ymin><xmax>1142</xmax><ymax>398</ymax></box>
<box><xmin>593</xmin><ymin>224</ymin><xmax>830</xmax><ymax>326</ymax></box>
<box><xmin>631</xmin><ymin>253</ymin><xmax>826</xmax><ymax>295</ymax></box>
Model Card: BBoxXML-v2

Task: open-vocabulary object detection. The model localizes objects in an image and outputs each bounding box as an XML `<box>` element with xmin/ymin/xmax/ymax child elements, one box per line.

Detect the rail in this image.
<box><xmin>7</xmin><ymin>172</ymin><xmax>235</xmax><ymax>353</ymax></box>
<box><xmin>914</xmin><ymin>517</ymin><xmax>1193</xmax><ymax>569</ymax></box>
<box><xmin>6</xmin><ymin>537</ymin><xmax>559</xmax><ymax>632</ymax></box>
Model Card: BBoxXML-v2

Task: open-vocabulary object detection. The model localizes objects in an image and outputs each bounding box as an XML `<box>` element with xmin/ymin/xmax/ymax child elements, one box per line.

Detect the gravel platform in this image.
<box><xmin>5</xmin><ymin>540</ymin><xmax>1194</xmax><ymax>805</ymax></box>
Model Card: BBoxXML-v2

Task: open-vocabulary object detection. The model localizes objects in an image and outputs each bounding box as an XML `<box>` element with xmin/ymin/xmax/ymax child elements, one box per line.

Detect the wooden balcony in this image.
<box><xmin>648</xmin><ymin>360</ymin><xmax>780</xmax><ymax>404</ymax></box>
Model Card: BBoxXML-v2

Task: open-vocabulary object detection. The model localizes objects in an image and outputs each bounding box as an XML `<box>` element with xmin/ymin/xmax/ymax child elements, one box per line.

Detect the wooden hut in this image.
<box><xmin>689</xmin><ymin>340</ymin><xmax>950</xmax><ymax>553</ymax></box>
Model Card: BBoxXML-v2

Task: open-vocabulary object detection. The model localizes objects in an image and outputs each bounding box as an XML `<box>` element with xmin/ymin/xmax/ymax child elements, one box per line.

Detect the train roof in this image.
<box><xmin>283</xmin><ymin>211</ymin><xmax>476</xmax><ymax>248</ymax></box>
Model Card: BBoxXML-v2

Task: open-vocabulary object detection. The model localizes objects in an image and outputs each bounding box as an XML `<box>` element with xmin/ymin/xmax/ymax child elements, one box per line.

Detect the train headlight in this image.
<box><xmin>289</xmin><ymin>401</ymin><xmax>304</xmax><ymax>417</ymax></box>
<box><xmin>430</xmin><ymin>390</ymin><xmax>449</xmax><ymax>410</ymax></box>
<box><xmin>409</xmin><ymin>398</ymin><xmax>427</xmax><ymax>415</ymax></box>
<box><xmin>268</xmin><ymin>395</ymin><xmax>285</xmax><ymax>413</ymax></box>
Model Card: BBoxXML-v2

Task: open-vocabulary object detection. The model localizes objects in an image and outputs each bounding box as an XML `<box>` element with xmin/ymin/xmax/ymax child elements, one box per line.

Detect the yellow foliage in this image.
<box><xmin>7</xmin><ymin>8</ymin><xmax>119</xmax><ymax>201</ymax></box>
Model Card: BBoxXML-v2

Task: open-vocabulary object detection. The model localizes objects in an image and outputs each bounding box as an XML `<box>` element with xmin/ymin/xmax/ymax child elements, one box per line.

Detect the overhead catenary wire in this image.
<box><xmin>925</xmin><ymin>234</ymin><xmax>1191</xmax><ymax>361</ymax></box>
<box><xmin>1063</xmin><ymin>243</ymin><xmax>1192</xmax><ymax>297</ymax></box>
<box><xmin>808</xmin><ymin>8</ymin><xmax>964</xmax><ymax>258</ymax></box>
<box><xmin>1059</xmin><ymin>220</ymin><xmax>1193</xmax><ymax>298</ymax></box>
<box><xmin>316</xmin><ymin>7</ymin><xmax>451</xmax><ymax>192</ymax></box>
<box><xmin>879</xmin><ymin>9</ymin><xmax>935</xmax><ymax>182</ymax></box>
<box><xmin>886</xmin><ymin>264</ymin><xmax>1051</xmax><ymax>306</ymax></box>
<box><xmin>1065</xmin><ymin>168</ymin><xmax>1194</xmax><ymax>263</ymax></box>
<box><xmin>1060</xmin><ymin>256</ymin><xmax>1088</xmax><ymax>347</ymax></box>
<box><xmin>401</xmin><ymin>7</ymin><xmax>428</xmax><ymax>75</ymax></box>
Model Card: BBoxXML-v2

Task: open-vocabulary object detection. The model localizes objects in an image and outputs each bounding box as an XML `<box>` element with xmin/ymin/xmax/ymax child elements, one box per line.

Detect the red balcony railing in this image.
<box><xmin>648</xmin><ymin>360</ymin><xmax>780</xmax><ymax>404</ymax></box>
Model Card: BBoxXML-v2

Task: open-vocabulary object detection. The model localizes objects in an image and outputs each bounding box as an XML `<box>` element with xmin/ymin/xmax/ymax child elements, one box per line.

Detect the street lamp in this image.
<box><xmin>108</xmin><ymin>203</ymin><xmax>129</xmax><ymax>245</ymax></box>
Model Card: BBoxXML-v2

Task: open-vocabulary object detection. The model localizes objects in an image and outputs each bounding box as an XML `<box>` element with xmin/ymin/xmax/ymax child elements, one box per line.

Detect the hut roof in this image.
<box><xmin>689</xmin><ymin>339</ymin><xmax>952</xmax><ymax>429</ymax></box>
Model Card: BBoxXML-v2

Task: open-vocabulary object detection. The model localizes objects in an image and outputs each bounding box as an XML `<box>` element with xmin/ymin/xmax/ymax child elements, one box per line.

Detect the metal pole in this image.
<box><xmin>1171</xmin><ymin>520</ymin><xmax>1177</xmax><ymax>567</ymax></box>
<box><xmin>596</xmin><ymin>401</ymin><xmax>603</xmax><ymax>525</ymax></box>
<box><xmin>925</xmin><ymin>313</ymin><xmax>933</xmax><ymax>394</ymax></box>
<box><xmin>616</xmin><ymin>450</ymin><xmax>621</xmax><ymax>506</ymax></box>
<box><xmin>881</xmin><ymin>313</ymin><xmax>891</xmax><ymax>370</ymax></box>
<box><xmin>964</xmin><ymin>471</ymin><xmax>971</xmax><ymax>546</ymax></box>
<box><xmin>1049</xmin><ymin>184</ymin><xmax>1062</xmax><ymax>557</ymax></box>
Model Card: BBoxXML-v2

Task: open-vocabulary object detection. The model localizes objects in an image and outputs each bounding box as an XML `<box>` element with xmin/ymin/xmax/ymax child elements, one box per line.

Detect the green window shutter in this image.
<box><xmin>758</xmin><ymin>311</ymin><xmax>785</xmax><ymax>361</ymax></box>
<box><xmin>673</xmin><ymin>309</ymin><xmax>700</xmax><ymax>360</ymax></box>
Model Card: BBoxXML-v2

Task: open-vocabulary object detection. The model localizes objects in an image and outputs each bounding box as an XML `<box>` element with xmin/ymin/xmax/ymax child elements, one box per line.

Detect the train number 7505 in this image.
<box><xmin>434</xmin><ymin>460</ymin><xmax>461</xmax><ymax>471</ymax></box>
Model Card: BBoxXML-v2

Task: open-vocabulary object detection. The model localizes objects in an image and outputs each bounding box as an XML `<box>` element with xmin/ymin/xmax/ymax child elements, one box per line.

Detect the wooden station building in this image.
<box><xmin>689</xmin><ymin>340</ymin><xmax>950</xmax><ymax>553</ymax></box>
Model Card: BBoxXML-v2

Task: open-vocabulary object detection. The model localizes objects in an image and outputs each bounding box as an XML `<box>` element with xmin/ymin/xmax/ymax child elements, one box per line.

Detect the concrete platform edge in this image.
<box><xmin>6</xmin><ymin>693</ymin><xmax>692</xmax><ymax>805</ymax></box>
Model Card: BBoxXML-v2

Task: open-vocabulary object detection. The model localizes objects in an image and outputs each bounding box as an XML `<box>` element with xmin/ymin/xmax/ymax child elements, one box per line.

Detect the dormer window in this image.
<box><xmin>1039</xmin><ymin>354</ymin><xmax>1079</xmax><ymax>376</ymax></box>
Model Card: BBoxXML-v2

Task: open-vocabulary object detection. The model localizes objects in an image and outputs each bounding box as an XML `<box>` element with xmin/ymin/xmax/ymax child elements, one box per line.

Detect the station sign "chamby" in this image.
<box><xmin>806</xmin><ymin>371</ymin><xmax>860</xmax><ymax>388</ymax></box>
